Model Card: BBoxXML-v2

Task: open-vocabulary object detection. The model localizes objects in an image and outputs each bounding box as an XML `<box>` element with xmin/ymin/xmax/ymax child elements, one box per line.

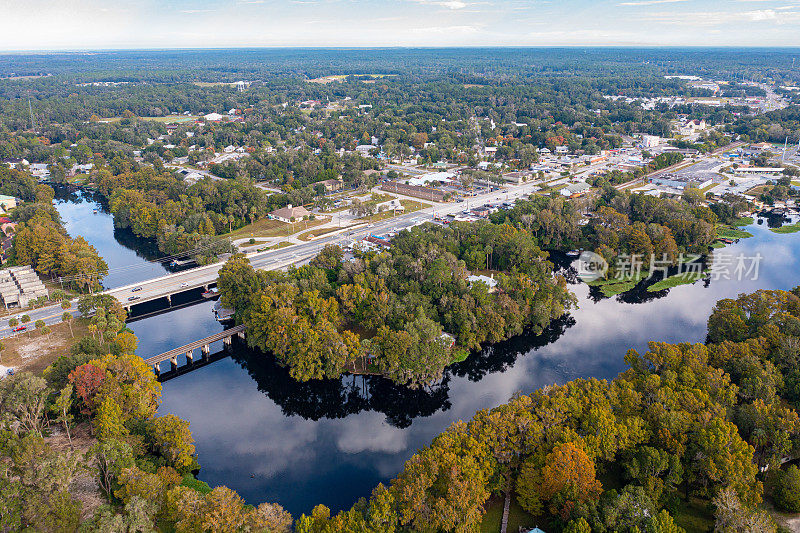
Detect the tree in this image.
<box><xmin>538</xmin><ymin>442</ymin><xmax>603</xmax><ymax>520</ymax></box>
<box><xmin>0</xmin><ymin>372</ymin><xmax>49</xmax><ymax>435</ymax></box>
<box><xmin>147</xmin><ymin>414</ymin><xmax>196</xmax><ymax>472</ymax></box>
<box><xmin>52</xmin><ymin>385</ymin><xmax>74</xmax><ymax>448</ymax></box>
<box><xmin>773</xmin><ymin>465</ymin><xmax>800</xmax><ymax>512</ymax></box>
<box><xmin>712</xmin><ymin>487</ymin><xmax>774</xmax><ymax>533</ymax></box>
<box><xmin>20</xmin><ymin>314</ymin><xmax>30</xmax><ymax>336</ymax></box>
<box><xmin>34</xmin><ymin>319</ymin><xmax>46</xmax><ymax>336</ymax></box>
<box><xmin>62</xmin><ymin>311</ymin><xmax>73</xmax><ymax>338</ymax></box>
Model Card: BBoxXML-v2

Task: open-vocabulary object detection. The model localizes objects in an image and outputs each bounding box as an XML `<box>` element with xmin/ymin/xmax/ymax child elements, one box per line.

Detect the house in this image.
<box><xmin>376</xmin><ymin>198</ymin><xmax>404</xmax><ymax>213</ymax></box>
<box><xmin>356</xmin><ymin>144</ymin><xmax>376</xmax><ymax>154</ymax></box>
<box><xmin>677</xmin><ymin>118</ymin><xmax>706</xmax><ymax>136</ymax></box>
<box><xmin>269</xmin><ymin>204</ymin><xmax>310</xmax><ymax>223</ymax></box>
<box><xmin>560</xmin><ymin>182</ymin><xmax>591</xmax><ymax>198</ymax></box>
<box><xmin>315</xmin><ymin>179</ymin><xmax>343</xmax><ymax>192</ymax></box>
<box><xmin>468</xmin><ymin>274</ymin><xmax>498</xmax><ymax>292</ymax></box>
<box><xmin>0</xmin><ymin>195</ymin><xmax>17</xmax><ymax>215</ymax></box>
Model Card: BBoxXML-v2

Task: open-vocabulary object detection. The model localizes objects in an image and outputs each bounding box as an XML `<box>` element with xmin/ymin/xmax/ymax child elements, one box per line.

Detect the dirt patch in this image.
<box><xmin>2</xmin><ymin>320</ymin><xmax>89</xmax><ymax>376</ymax></box>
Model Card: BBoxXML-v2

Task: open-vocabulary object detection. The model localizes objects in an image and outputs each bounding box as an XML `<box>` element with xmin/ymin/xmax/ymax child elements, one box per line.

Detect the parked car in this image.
<box><xmin>128</xmin><ymin>296</ymin><xmax>140</xmax><ymax>302</ymax></box>
<box><xmin>131</xmin><ymin>286</ymin><xmax>142</xmax><ymax>292</ymax></box>
<box><xmin>12</xmin><ymin>326</ymin><xmax>26</xmax><ymax>332</ymax></box>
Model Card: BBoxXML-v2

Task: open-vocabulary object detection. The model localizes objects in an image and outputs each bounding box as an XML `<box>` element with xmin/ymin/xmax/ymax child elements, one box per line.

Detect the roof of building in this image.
<box><xmin>270</xmin><ymin>205</ymin><xmax>310</xmax><ymax>220</ymax></box>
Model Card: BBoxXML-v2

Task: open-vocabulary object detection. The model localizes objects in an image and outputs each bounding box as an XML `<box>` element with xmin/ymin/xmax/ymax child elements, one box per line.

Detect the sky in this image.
<box><xmin>4</xmin><ymin>0</ymin><xmax>800</xmax><ymax>50</ymax></box>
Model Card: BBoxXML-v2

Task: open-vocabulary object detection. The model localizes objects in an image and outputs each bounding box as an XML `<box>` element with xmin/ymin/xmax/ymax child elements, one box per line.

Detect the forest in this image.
<box><xmin>217</xmin><ymin>221</ymin><xmax>575</xmax><ymax>387</ymax></box>
<box><xmin>3</xmin><ymin>286</ymin><xmax>800</xmax><ymax>532</ymax></box>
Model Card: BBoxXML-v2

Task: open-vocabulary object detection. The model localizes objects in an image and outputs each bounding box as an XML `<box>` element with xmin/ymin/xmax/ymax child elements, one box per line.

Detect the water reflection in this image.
<box><xmin>54</xmin><ymin>192</ymin><xmax>800</xmax><ymax>518</ymax></box>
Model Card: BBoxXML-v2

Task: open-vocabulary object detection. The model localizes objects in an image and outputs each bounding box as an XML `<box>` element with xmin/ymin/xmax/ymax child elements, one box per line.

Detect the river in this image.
<box><xmin>54</xmin><ymin>188</ymin><xmax>800</xmax><ymax>518</ymax></box>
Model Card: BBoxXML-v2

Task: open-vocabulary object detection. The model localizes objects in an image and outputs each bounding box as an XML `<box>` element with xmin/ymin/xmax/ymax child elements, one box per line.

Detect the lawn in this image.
<box><xmin>228</xmin><ymin>217</ymin><xmax>328</xmax><ymax>239</ymax></box>
<box><xmin>298</xmin><ymin>226</ymin><xmax>342</xmax><ymax>241</ymax></box>
<box><xmin>731</xmin><ymin>216</ymin><xmax>754</xmax><ymax>227</ymax></box>
<box><xmin>647</xmin><ymin>273</ymin><xmax>704</xmax><ymax>292</ymax></box>
<box><xmin>359</xmin><ymin>200</ymin><xmax>426</xmax><ymax>223</ymax></box>
<box><xmin>716</xmin><ymin>225</ymin><xmax>754</xmax><ymax>239</ymax></box>
<box><xmin>480</xmin><ymin>494</ymin><xmax>540</xmax><ymax>533</ymax></box>
<box><xmin>771</xmin><ymin>222</ymin><xmax>800</xmax><ymax>234</ymax></box>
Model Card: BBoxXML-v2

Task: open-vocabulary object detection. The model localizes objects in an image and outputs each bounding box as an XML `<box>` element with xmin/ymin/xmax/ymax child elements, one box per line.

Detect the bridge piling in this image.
<box><xmin>201</xmin><ymin>344</ymin><xmax>210</xmax><ymax>360</ymax></box>
<box><xmin>166</xmin><ymin>294</ymin><xmax>172</xmax><ymax>306</ymax></box>
<box><xmin>186</xmin><ymin>350</ymin><xmax>194</xmax><ymax>364</ymax></box>
<box><xmin>170</xmin><ymin>356</ymin><xmax>178</xmax><ymax>372</ymax></box>
<box><xmin>153</xmin><ymin>363</ymin><xmax>160</xmax><ymax>376</ymax></box>
<box><xmin>223</xmin><ymin>336</ymin><xmax>232</xmax><ymax>347</ymax></box>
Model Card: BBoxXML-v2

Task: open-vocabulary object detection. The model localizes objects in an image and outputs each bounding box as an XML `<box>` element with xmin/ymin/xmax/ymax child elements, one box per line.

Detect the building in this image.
<box><xmin>376</xmin><ymin>198</ymin><xmax>404</xmax><ymax>213</ymax></box>
<box><xmin>641</xmin><ymin>135</ymin><xmax>661</xmax><ymax>148</ymax></box>
<box><xmin>203</xmin><ymin>112</ymin><xmax>224</xmax><ymax>122</ymax></box>
<box><xmin>650</xmin><ymin>173</ymin><xmax>713</xmax><ymax>190</ymax></box>
<box><xmin>676</xmin><ymin>118</ymin><xmax>707</xmax><ymax>136</ymax></box>
<box><xmin>0</xmin><ymin>195</ymin><xmax>17</xmax><ymax>215</ymax></box>
<box><xmin>560</xmin><ymin>182</ymin><xmax>591</xmax><ymax>198</ymax></box>
<box><xmin>0</xmin><ymin>266</ymin><xmax>49</xmax><ymax>309</ymax></box>
<box><xmin>355</xmin><ymin>144</ymin><xmax>376</xmax><ymax>154</ymax></box>
<box><xmin>467</xmin><ymin>274</ymin><xmax>498</xmax><ymax>292</ymax></box>
<box><xmin>269</xmin><ymin>204</ymin><xmax>310</xmax><ymax>223</ymax></box>
<box><xmin>314</xmin><ymin>179</ymin><xmax>343</xmax><ymax>192</ymax></box>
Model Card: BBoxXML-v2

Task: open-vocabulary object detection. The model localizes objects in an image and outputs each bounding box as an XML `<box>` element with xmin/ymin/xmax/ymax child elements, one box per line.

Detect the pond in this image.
<box><xmin>54</xmin><ymin>190</ymin><xmax>800</xmax><ymax>518</ymax></box>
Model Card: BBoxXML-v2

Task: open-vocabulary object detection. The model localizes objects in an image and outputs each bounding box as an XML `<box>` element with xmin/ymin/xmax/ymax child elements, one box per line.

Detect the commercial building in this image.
<box><xmin>560</xmin><ymin>182</ymin><xmax>591</xmax><ymax>198</ymax></box>
<box><xmin>0</xmin><ymin>266</ymin><xmax>49</xmax><ymax>309</ymax></box>
<box><xmin>269</xmin><ymin>204</ymin><xmax>310</xmax><ymax>223</ymax></box>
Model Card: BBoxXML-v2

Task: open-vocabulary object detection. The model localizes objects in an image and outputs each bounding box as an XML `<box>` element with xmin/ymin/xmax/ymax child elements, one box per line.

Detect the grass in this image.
<box><xmin>227</xmin><ymin>217</ymin><xmax>327</xmax><ymax>239</ymax></box>
<box><xmin>731</xmin><ymin>216</ymin><xmax>754</xmax><ymax>226</ymax></box>
<box><xmin>181</xmin><ymin>473</ymin><xmax>213</xmax><ymax>495</ymax></box>
<box><xmin>480</xmin><ymin>494</ymin><xmax>540</xmax><ymax>533</ymax></box>
<box><xmin>359</xmin><ymin>200</ymin><xmax>426</xmax><ymax>223</ymax></box>
<box><xmin>647</xmin><ymin>273</ymin><xmax>704</xmax><ymax>292</ymax></box>
<box><xmin>600</xmin><ymin>280</ymin><xmax>640</xmax><ymax>296</ymax></box>
<box><xmin>98</xmin><ymin>115</ymin><xmax>198</xmax><ymax>124</ymax></box>
<box><xmin>771</xmin><ymin>222</ymin><xmax>800</xmax><ymax>234</ymax></box>
<box><xmin>716</xmin><ymin>225</ymin><xmax>754</xmax><ymax>239</ymax></box>
<box><xmin>711</xmin><ymin>242</ymin><xmax>726</xmax><ymax>249</ymax></box>
<box><xmin>298</xmin><ymin>226</ymin><xmax>342</xmax><ymax>241</ymax></box>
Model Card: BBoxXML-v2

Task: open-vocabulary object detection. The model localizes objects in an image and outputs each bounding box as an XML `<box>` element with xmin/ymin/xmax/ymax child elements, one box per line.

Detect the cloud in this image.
<box><xmin>409</xmin><ymin>0</ymin><xmax>471</xmax><ymax>9</ymax></box>
<box><xmin>181</xmin><ymin>9</ymin><xmax>216</xmax><ymax>13</ymax></box>
<box><xmin>618</xmin><ymin>0</ymin><xmax>688</xmax><ymax>5</ymax></box>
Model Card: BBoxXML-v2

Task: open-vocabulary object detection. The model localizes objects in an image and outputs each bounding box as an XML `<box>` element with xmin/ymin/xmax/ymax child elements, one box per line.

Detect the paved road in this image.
<box><xmin>0</xmin><ymin>301</ymin><xmax>79</xmax><ymax>339</ymax></box>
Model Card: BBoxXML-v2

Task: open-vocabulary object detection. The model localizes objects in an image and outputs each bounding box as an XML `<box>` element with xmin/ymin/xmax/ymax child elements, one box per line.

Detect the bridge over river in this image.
<box><xmin>145</xmin><ymin>324</ymin><xmax>246</xmax><ymax>375</ymax></box>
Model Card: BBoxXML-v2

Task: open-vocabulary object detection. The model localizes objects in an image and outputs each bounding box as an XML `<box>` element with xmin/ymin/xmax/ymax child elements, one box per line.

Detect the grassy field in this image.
<box><xmin>298</xmin><ymin>226</ymin><xmax>342</xmax><ymax>241</ymax></box>
<box><xmin>771</xmin><ymin>222</ymin><xmax>800</xmax><ymax>234</ymax></box>
<box><xmin>228</xmin><ymin>217</ymin><xmax>328</xmax><ymax>239</ymax></box>
<box><xmin>359</xmin><ymin>200</ymin><xmax>426</xmax><ymax>223</ymax></box>
<box><xmin>480</xmin><ymin>494</ymin><xmax>540</xmax><ymax>533</ymax></box>
<box><xmin>716</xmin><ymin>225</ymin><xmax>754</xmax><ymax>239</ymax></box>
<box><xmin>589</xmin><ymin>272</ymin><xmax>648</xmax><ymax>296</ymax></box>
<box><xmin>647</xmin><ymin>273</ymin><xmax>704</xmax><ymax>292</ymax></box>
<box><xmin>731</xmin><ymin>216</ymin><xmax>754</xmax><ymax>226</ymax></box>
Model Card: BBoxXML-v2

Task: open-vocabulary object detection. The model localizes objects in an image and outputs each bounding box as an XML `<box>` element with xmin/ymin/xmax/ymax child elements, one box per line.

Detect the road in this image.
<box><xmin>0</xmin><ymin>178</ymin><xmax>545</xmax><ymax>340</ymax></box>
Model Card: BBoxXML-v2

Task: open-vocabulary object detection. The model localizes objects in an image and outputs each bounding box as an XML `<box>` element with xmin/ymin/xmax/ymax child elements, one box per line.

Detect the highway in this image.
<box><xmin>0</xmin><ymin>178</ymin><xmax>545</xmax><ymax>340</ymax></box>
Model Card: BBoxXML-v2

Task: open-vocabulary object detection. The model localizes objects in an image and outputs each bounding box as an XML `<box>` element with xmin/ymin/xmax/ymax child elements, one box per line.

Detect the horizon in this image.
<box><xmin>6</xmin><ymin>0</ymin><xmax>800</xmax><ymax>51</ymax></box>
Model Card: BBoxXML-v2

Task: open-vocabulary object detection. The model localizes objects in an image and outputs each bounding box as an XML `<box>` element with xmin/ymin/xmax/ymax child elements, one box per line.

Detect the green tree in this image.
<box><xmin>773</xmin><ymin>465</ymin><xmax>800</xmax><ymax>512</ymax></box>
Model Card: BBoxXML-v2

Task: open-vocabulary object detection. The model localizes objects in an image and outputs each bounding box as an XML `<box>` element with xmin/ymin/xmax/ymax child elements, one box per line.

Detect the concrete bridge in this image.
<box><xmin>145</xmin><ymin>324</ymin><xmax>246</xmax><ymax>375</ymax></box>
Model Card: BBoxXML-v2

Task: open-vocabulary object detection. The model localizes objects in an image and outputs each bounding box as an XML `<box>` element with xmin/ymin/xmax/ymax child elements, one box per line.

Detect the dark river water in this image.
<box><xmin>54</xmin><ymin>188</ymin><xmax>800</xmax><ymax>518</ymax></box>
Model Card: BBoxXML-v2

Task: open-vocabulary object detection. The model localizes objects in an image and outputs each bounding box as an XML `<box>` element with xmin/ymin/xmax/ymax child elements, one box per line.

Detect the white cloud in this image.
<box><xmin>618</xmin><ymin>0</ymin><xmax>688</xmax><ymax>6</ymax></box>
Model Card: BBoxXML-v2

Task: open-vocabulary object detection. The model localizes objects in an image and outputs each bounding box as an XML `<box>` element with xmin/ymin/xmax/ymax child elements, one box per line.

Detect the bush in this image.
<box><xmin>773</xmin><ymin>465</ymin><xmax>800</xmax><ymax>512</ymax></box>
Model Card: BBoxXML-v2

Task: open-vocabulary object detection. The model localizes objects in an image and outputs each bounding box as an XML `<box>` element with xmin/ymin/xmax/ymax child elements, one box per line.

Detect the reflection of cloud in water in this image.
<box><xmin>152</xmin><ymin>225</ymin><xmax>800</xmax><ymax>517</ymax></box>
<box><xmin>335</xmin><ymin>412</ymin><xmax>409</xmax><ymax>454</ymax></box>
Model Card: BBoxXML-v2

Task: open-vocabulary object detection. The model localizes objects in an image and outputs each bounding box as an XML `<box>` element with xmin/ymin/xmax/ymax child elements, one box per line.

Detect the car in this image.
<box><xmin>180</xmin><ymin>282</ymin><xmax>189</xmax><ymax>288</ymax></box>
<box><xmin>127</xmin><ymin>296</ymin><xmax>140</xmax><ymax>302</ymax></box>
<box><xmin>131</xmin><ymin>286</ymin><xmax>142</xmax><ymax>292</ymax></box>
<box><xmin>5</xmin><ymin>368</ymin><xmax>14</xmax><ymax>376</ymax></box>
<box><xmin>12</xmin><ymin>326</ymin><xmax>26</xmax><ymax>332</ymax></box>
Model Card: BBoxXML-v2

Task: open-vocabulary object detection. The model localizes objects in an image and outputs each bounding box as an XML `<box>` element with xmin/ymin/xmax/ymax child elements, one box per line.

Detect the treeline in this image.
<box><xmin>8</xmin><ymin>187</ymin><xmax>108</xmax><ymax>291</ymax></box>
<box><xmin>492</xmin><ymin>189</ymin><xmax>725</xmax><ymax>277</ymax></box>
<box><xmin>94</xmin><ymin>167</ymin><xmax>280</xmax><ymax>261</ymax></box>
<box><xmin>294</xmin><ymin>287</ymin><xmax>800</xmax><ymax>533</ymax></box>
<box><xmin>218</xmin><ymin>222</ymin><xmax>574</xmax><ymax>387</ymax></box>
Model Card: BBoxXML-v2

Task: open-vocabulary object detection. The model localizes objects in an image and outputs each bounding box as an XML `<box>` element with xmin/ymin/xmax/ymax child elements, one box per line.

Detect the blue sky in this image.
<box><xmin>5</xmin><ymin>0</ymin><xmax>800</xmax><ymax>50</ymax></box>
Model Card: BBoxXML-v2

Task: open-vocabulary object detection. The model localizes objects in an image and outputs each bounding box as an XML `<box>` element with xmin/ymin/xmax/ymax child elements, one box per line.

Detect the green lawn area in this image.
<box><xmin>647</xmin><ymin>273</ymin><xmax>704</xmax><ymax>292</ymax></box>
<box><xmin>227</xmin><ymin>217</ymin><xmax>328</xmax><ymax>239</ymax></box>
<box><xmin>359</xmin><ymin>200</ymin><xmax>426</xmax><ymax>222</ymax></box>
<box><xmin>771</xmin><ymin>222</ymin><xmax>800</xmax><ymax>234</ymax></box>
<box><xmin>711</xmin><ymin>242</ymin><xmax>726</xmax><ymax>249</ymax></box>
<box><xmin>480</xmin><ymin>494</ymin><xmax>540</xmax><ymax>533</ymax></box>
<box><xmin>731</xmin><ymin>216</ymin><xmax>754</xmax><ymax>227</ymax></box>
<box><xmin>716</xmin><ymin>225</ymin><xmax>754</xmax><ymax>239</ymax></box>
<box><xmin>589</xmin><ymin>272</ymin><xmax>648</xmax><ymax>296</ymax></box>
<box><xmin>298</xmin><ymin>226</ymin><xmax>342</xmax><ymax>241</ymax></box>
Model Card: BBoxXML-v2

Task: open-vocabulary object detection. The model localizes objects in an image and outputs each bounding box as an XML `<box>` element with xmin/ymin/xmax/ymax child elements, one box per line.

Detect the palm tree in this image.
<box><xmin>62</xmin><ymin>311</ymin><xmax>74</xmax><ymax>338</ymax></box>
<box><xmin>20</xmin><ymin>315</ymin><xmax>30</xmax><ymax>337</ymax></box>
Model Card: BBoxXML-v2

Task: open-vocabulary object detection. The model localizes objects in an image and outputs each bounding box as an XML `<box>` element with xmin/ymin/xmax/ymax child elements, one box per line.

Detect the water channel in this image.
<box><xmin>54</xmin><ymin>187</ymin><xmax>800</xmax><ymax>518</ymax></box>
